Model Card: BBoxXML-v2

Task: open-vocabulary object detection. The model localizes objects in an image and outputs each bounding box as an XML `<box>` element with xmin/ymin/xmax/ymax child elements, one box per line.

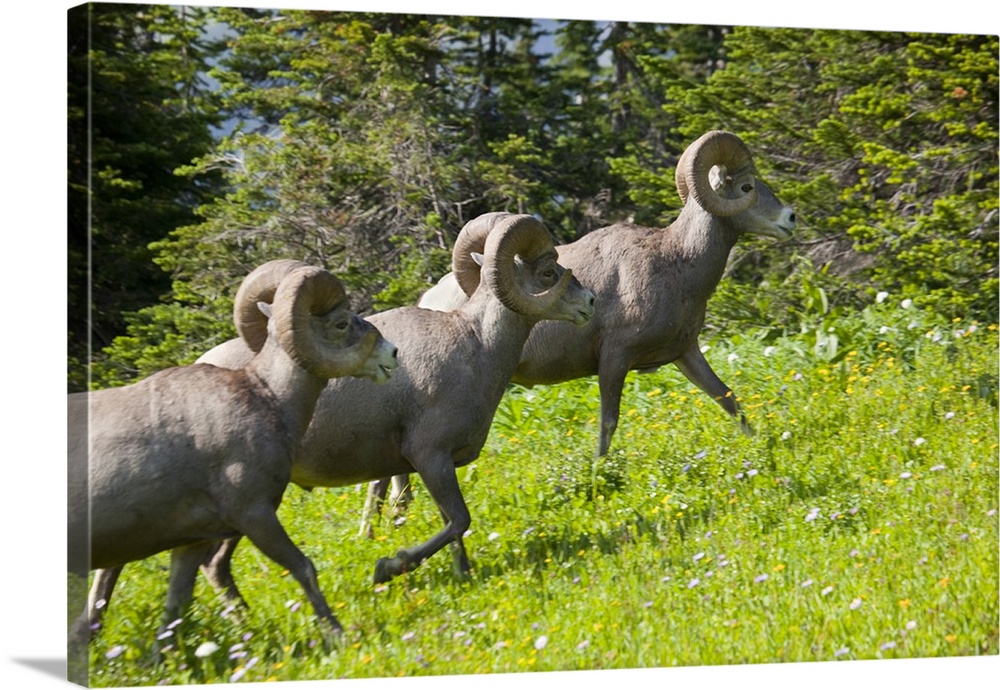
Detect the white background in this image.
<box><xmin>3</xmin><ymin>1</ymin><xmax>997</xmax><ymax>688</ymax></box>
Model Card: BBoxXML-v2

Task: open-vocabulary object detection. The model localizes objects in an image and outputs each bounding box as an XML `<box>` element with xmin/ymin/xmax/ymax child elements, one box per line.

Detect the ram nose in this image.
<box><xmin>575</xmin><ymin>290</ymin><xmax>597</xmax><ymax>326</ymax></box>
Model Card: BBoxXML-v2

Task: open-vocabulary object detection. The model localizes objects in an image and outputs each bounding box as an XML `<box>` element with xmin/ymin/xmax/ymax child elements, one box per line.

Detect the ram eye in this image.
<box><xmin>741</xmin><ymin>183</ymin><xmax>753</xmax><ymax>194</ymax></box>
<box><xmin>334</xmin><ymin>320</ymin><xmax>350</xmax><ymax>331</ymax></box>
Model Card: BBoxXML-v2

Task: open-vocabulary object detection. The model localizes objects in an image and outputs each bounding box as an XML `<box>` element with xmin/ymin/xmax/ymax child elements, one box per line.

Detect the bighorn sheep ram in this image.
<box><xmin>87</xmin><ymin>214</ymin><xmax>593</xmax><ymax>622</ymax></box>
<box><xmin>68</xmin><ymin>261</ymin><xmax>398</xmax><ymax>648</ymax></box>
<box><xmin>365</xmin><ymin>130</ymin><xmax>795</xmax><ymax>531</ymax></box>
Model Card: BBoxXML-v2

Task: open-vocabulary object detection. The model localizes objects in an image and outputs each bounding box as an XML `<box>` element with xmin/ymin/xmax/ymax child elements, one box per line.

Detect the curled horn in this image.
<box><xmin>233</xmin><ymin>259</ymin><xmax>312</xmax><ymax>352</ymax></box>
<box><xmin>677</xmin><ymin>130</ymin><xmax>758</xmax><ymax>217</ymax></box>
<box><xmin>483</xmin><ymin>214</ymin><xmax>572</xmax><ymax>319</ymax></box>
<box><xmin>452</xmin><ymin>212</ymin><xmax>514</xmax><ymax>297</ymax></box>
<box><xmin>270</xmin><ymin>266</ymin><xmax>378</xmax><ymax>379</ymax></box>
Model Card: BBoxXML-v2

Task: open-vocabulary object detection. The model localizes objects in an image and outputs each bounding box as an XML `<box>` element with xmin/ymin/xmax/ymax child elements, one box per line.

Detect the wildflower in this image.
<box><xmin>728</xmin><ymin>353</ymin><xmax>739</xmax><ymax>364</ymax></box>
<box><xmin>576</xmin><ymin>640</ymin><xmax>590</xmax><ymax>651</ymax></box>
<box><xmin>821</xmin><ymin>586</ymin><xmax>834</xmax><ymax>596</ymax></box>
<box><xmin>693</xmin><ymin>552</ymin><xmax>705</xmax><ymax>562</ymax></box>
<box><xmin>781</xmin><ymin>431</ymin><xmax>792</xmax><ymax>441</ymax></box>
<box><xmin>694</xmin><ymin>450</ymin><xmax>708</xmax><ymax>460</ymax></box>
<box><xmin>156</xmin><ymin>630</ymin><xmax>174</xmax><ymax>641</ymax></box>
<box><xmin>643</xmin><ymin>600</ymin><xmax>654</xmax><ymax>608</ymax></box>
<box><xmin>945</xmin><ymin>634</ymin><xmax>957</xmax><ymax>643</ymax></box>
<box><xmin>747</xmin><ymin>469</ymin><xmax>759</xmax><ymax>478</ymax></box>
<box><xmin>876</xmin><ymin>291</ymin><xmax>889</xmax><ymax>303</ymax></box>
<box><xmin>898</xmin><ymin>599</ymin><xmax>911</xmax><ymax>609</ymax></box>
<box><xmin>229</xmin><ymin>668</ymin><xmax>248</xmax><ymax>683</ymax></box>
<box><xmin>285</xmin><ymin>600</ymin><xmax>301</xmax><ymax>613</ymax></box>
<box><xmin>900</xmin><ymin>298</ymin><xmax>913</xmax><ymax>309</ymax></box>
<box><xmin>930</xmin><ymin>464</ymin><xmax>946</xmax><ymax>472</ymax></box>
<box><xmin>913</xmin><ymin>437</ymin><xmax>926</xmax><ymax>447</ymax></box>
<box><xmin>534</xmin><ymin>636</ymin><xmax>549</xmax><ymax>650</ymax></box>
<box><xmin>793</xmin><ymin>372</ymin><xmax>803</xmax><ymax>381</ymax></box>
<box><xmin>754</xmin><ymin>574</ymin><xmax>769</xmax><ymax>584</ymax></box>
<box><xmin>195</xmin><ymin>641</ymin><xmax>220</xmax><ymax>658</ymax></box>
<box><xmin>805</xmin><ymin>508</ymin><xmax>821</xmax><ymax>522</ymax></box>
<box><xmin>773</xmin><ymin>564</ymin><xmax>786</xmax><ymax>572</ymax></box>
<box><xmin>880</xmin><ymin>641</ymin><xmax>897</xmax><ymax>651</ymax></box>
<box><xmin>834</xmin><ymin>647</ymin><xmax>850</xmax><ymax>657</ymax></box>
<box><xmin>105</xmin><ymin>645</ymin><xmax>125</xmax><ymax>660</ymax></box>
<box><xmin>988</xmin><ymin>509</ymin><xmax>997</xmax><ymax>517</ymax></box>
<box><xmin>688</xmin><ymin>578</ymin><xmax>700</xmax><ymax>588</ymax></box>
<box><xmin>899</xmin><ymin>472</ymin><xmax>912</xmax><ymax>479</ymax></box>
<box><xmin>488</xmin><ymin>531</ymin><xmax>501</xmax><ymax>542</ymax></box>
<box><xmin>763</xmin><ymin>346</ymin><xmax>776</xmax><ymax>357</ymax></box>
<box><xmin>944</xmin><ymin>411</ymin><xmax>955</xmax><ymax>420</ymax></box>
<box><xmin>906</xmin><ymin>621</ymin><xmax>917</xmax><ymax>631</ymax></box>
<box><xmin>849</xmin><ymin>598</ymin><xmax>863</xmax><ymax>610</ymax></box>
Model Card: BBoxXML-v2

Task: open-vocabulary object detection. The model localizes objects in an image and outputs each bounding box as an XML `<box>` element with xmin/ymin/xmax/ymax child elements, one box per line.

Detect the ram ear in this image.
<box><xmin>470</xmin><ymin>251</ymin><xmax>485</xmax><ymax>267</ymax></box>
<box><xmin>709</xmin><ymin>164</ymin><xmax>727</xmax><ymax>190</ymax></box>
<box><xmin>257</xmin><ymin>301</ymin><xmax>273</xmax><ymax>319</ymax></box>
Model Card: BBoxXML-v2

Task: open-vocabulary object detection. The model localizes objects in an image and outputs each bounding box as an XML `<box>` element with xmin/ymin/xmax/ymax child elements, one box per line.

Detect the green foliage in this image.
<box><xmin>82</xmin><ymin>305</ymin><xmax>998</xmax><ymax>683</ymax></box>
<box><xmin>68</xmin><ymin>3</ymin><xmax>222</xmax><ymax>390</ymax></box>
<box><xmin>645</xmin><ymin>29</ymin><xmax>999</xmax><ymax>332</ymax></box>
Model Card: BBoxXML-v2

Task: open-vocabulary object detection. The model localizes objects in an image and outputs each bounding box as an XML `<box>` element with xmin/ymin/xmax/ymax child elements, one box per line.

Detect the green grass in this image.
<box><xmin>77</xmin><ymin>301</ymin><xmax>998</xmax><ymax>685</ymax></box>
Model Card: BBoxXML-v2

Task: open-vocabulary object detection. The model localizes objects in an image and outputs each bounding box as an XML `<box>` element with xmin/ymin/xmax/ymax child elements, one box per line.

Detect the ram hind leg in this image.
<box><xmin>674</xmin><ymin>342</ymin><xmax>753</xmax><ymax>436</ymax></box>
<box><xmin>374</xmin><ymin>458</ymin><xmax>470</xmax><ymax>584</ymax></box>
<box><xmin>360</xmin><ymin>475</ymin><xmax>415</xmax><ymax>539</ymax></box>
<box><xmin>68</xmin><ymin>565</ymin><xmax>123</xmax><ymax>647</ymax></box>
<box><xmin>155</xmin><ymin>543</ymin><xmax>219</xmax><ymax>660</ymax></box>
<box><xmin>200</xmin><ymin>537</ymin><xmax>249</xmax><ymax>616</ymax></box>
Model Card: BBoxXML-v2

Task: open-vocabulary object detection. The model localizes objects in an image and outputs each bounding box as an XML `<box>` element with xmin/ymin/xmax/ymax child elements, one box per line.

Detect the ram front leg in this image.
<box><xmin>596</xmin><ymin>354</ymin><xmax>631</xmax><ymax>457</ymax></box>
<box><xmin>374</xmin><ymin>458</ymin><xmax>470</xmax><ymax>584</ymax></box>
<box><xmin>233</xmin><ymin>504</ymin><xmax>343</xmax><ymax>647</ymax></box>
<box><xmin>674</xmin><ymin>342</ymin><xmax>753</xmax><ymax>436</ymax></box>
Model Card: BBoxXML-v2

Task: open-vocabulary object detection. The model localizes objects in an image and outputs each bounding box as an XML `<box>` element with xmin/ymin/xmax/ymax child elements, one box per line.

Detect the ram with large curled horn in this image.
<box><xmin>81</xmin><ymin>213</ymin><xmax>594</xmax><ymax>626</ymax></box>
<box><xmin>367</xmin><ymin>130</ymin><xmax>795</xmax><ymax>540</ymax></box>
<box><xmin>68</xmin><ymin>261</ymin><xmax>397</xmax><ymax>654</ymax></box>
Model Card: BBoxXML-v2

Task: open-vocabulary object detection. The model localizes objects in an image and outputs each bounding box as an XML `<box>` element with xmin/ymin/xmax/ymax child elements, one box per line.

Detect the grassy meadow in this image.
<box><xmin>76</xmin><ymin>296</ymin><xmax>998</xmax><ymax>686</ymax></box>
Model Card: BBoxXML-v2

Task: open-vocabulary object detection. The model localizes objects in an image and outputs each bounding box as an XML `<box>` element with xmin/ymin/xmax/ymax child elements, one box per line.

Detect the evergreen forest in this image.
<box><xmin>68</xmin><ymin>3</ymin><xmax>999</xmax><ymax>392</ymax></box>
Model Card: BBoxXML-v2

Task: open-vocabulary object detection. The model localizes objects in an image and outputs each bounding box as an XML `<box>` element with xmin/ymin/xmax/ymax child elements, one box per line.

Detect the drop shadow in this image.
<box><xmin>9</xmin><ymin>657</ymin><xmax>67</xmax><ymax>681</ymax></box>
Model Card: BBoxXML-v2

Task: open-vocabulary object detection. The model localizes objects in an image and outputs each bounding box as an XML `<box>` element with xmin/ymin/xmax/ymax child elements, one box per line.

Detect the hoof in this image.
<box><xmin>374</xmin><ymin>557</ymin><xmax>403</xmax><ymax>584</ymax></box>
<box><xmin>319</xmin><ymin>621</ymin><xmax>345</xmax><ymax>652</ymax></box>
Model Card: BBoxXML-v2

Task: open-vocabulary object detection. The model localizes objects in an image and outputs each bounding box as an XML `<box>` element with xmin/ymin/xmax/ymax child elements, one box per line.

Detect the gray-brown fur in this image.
<box><xmin>370</xmin><ymin>131</ymin><xmax>795</xmax><ymax>546</ymax></box>
<box><xmin>68</xmin><ymin>262</ymin><xmax>397</xmax><ymax>652</ymax></box>
<box><xmin>90</xmin><ymin>214</ymin><xmax>594</xmax><ymax>625</ymax></box>
<box><xmin>419</xmin><ymin>130</ymin><xmax>795</xmax><ymax>455</ymax></box>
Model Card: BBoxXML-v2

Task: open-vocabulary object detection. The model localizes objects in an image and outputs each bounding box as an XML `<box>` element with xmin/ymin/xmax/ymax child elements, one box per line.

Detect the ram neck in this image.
<box><xmin>666</xmin><ymin>206</ymin><xmax>742</xmax><ymax>298</ymax></box>
<box><xmin>244</xmin><ymin>343</ymin><xmax>328</xmax><ymax>440</ymax></box>
<box><xmin>460</xmin><ymin>290</ymin><xmax>536</xmax><ymax>378</ymax></box>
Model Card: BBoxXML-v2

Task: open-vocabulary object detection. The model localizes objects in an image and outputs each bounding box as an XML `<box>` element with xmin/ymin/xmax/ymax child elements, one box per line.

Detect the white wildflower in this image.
<box><xmin>195</xmin><ymin>641</ymin><xmax>220</xmax><ymax>658</ymax></box>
